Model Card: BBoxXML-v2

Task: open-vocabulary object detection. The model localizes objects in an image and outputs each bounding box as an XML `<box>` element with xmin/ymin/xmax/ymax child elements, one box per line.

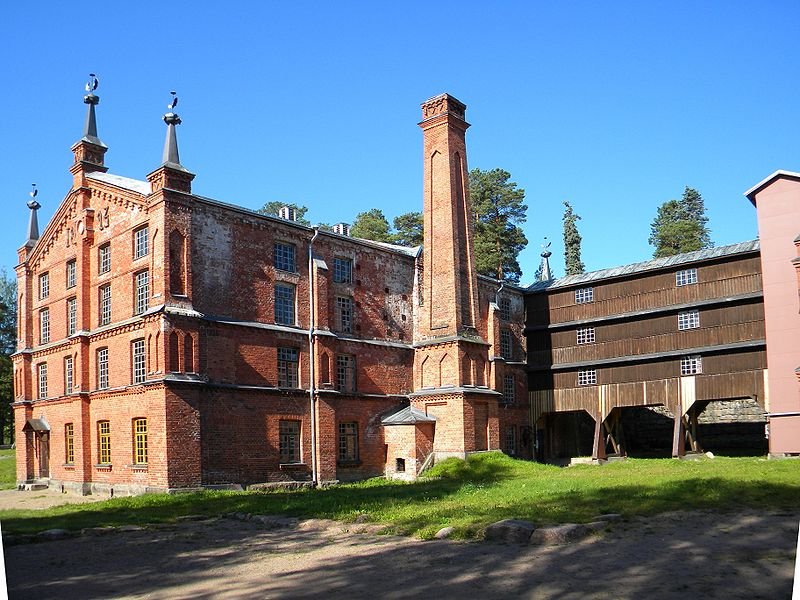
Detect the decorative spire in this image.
<box><xmin>81</xmin><ymin>73</ymin><xmax>106</xmax><ymax>148</ymax></box>
<box><xmin>161</xmin><ymin>91</ymin><xmax>188</xmax><ymax>171</ymax></box>
<box><xmin>25</xmin><ymin>184</ymin><xmax>41</xmax><ymax>248</ymax></box>
<box><xmin>539</xmin><ymin>238</ymin><xmax>553</xmax><ymax>282</ymax></box>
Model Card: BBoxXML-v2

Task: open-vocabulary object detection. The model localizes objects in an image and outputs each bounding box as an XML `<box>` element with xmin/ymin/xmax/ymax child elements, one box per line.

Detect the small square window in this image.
<box><xmin>279</xmin><ymin>420</ymin><xmax>301</xmax><ymax>464</ymax></box>
<box><xmin>677</xmin><ymin>310</ymin><xmax>700</xmax><ymax>330</ymax></box>
<box><xmin>39</xmin><ymin>272</ymin><xmax>50</xmax><ymax>300</ymax></box>
<box><xmin>576</xmin><ymin>326</ymin><xmax>595</xmax><ymax>344</ymax></box>
<box><xmin>274</xmin><ymin>242</ymin><xmax>296</xmax><ymax>273</ymax></box>
<box><xmin>98</xmin><ymin>243</ymin><xmax>111</xmax><ymax>274</ymax></box>
<box><xmin>676</xmin><ymin>268</ymin><xmax>698</xmax><ymax>287</ymax></box>
<box><xmin>578</xmin><ymin>369</ymin><xmax>597</xmax><ymax>386</ymax></box>
<box><xmin>66</xmin><ymin>260</ymin><xmax>77</xmax><ymax>289</ymax></box>
<box><xmin>333</xmin><ymin>257</ymin><xmax>353</xmax><ymax>284</ymax></box>
<box><xmin>134</xmin><ymin>226</ymin><xmax>149</xmax><ymax>260</ymax></box>
<box><xmin>275</xmin><ymin>284</ymin><xmax>295</xmax><ymax>325</ymax></box>
<box><xmin>680</xmin><ymin>356</ymin><xmax>702</xmax><ymax>375</ymax></box>
<box><xmin>575</xmin><ymin>287</ymin><xmax>593</xmax><ymax>304</ymax></box>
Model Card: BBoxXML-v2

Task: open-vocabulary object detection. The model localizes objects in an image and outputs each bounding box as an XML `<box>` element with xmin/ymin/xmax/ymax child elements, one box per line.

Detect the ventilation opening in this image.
<box><xmin>333</xmin><ymin>223</ymin><xmax>351</xmax><ymax>236</ymax></box>
<box><xmin>279</xmin><ymin>206</ymin><xmax>297</xmax><ymax>221</ymax></box>
<box><xmin>395</xmin><ymin>458</ymin><xmax>406</xmax><ymax>473</ymax></box>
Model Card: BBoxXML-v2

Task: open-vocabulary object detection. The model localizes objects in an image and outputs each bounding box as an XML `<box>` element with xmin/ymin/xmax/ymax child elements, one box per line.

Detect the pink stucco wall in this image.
<box><xmin>750</xmin><ymin>175</ymin><xmax>800</xmax><ymax>454</ymax></box>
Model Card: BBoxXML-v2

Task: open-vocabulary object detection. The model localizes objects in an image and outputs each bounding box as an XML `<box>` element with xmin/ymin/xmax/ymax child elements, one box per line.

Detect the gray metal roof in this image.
<box><xmin>381</xmin><ymin>405</ymin><xmax>437</xmax><ymax>425</ymax></box>
<box><xmin>527</xmin><ymin>240</ymin><xmax>760</xmax><ymax>293</ymax></box>
<box><xmin>86</xmin><ymin>172</ymin><xmax>151</xmax><ymax>195</ymax></box>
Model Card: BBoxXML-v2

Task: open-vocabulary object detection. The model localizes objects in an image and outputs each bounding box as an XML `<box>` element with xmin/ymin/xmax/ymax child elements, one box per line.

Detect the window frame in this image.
<box><xmin>677</xmin><ymin>309</ymin><xmax>700</xmax><ymax>330</ymax></box>
<box><xmin>277</xmin><ymin>347</ymin><xmax>299</xmax><ymax>388</ymax></box>
<box><xmin>499</xmin><ymin>297</ymin><xmax>512</xmax><ymax>321</ymax></box>
<box><xmin>680</xmin><ymin>355</ymin><xmax>703</xmax><ymax>375</ymax></box>
<box><xmin>676</xmin><ymin>268</ymin><xmax>698</xmax><ymax>287</ymax></box>
<box><xmin>132</xmin><ymin>338</ymin><xmax>146</xmax><ymax>384</ymax></box>
<box><xmin>504</xmin><ymin>425</ymin><xmax>517</xmax><ymax>456</ymax></box>
<box><xmin>335</xmin><ymin>354</ymin><xmax>356</xmax><ymax>393</ymax></box>
<box><xmin>135</xmin><ymin>270</ymin><xmax>149</xmax><ymax>315</ymax></box>
<box><xmin>335</xmin><ymin>296</ymin><xmax>354</xmax><ymax>334</ymax></box>
<box><xmin>99</xmin><ymin>284</ymin><xmax>112</xmax><ymax>326</ymax></box>
<box><xmin>274</xmin><ymin>241</ymin><xmax>296</xmax><ymax>273</ymax></box>
<box><xmin>66</xmin><ymin>260</ymin><xmax>77</xmax><ymax>289</ymax></box>
<box><xmin>97</xmin><ymin>420</ymin><xmax>111</xmax><ymax>465</ymax></box>
<box><xmin>575</xmin><ymin>287</ymin><xmax>594</xmax><ymax>304</ymax></box>
<box><xmin>37</xmin><ymin>362</ymin><xmax>48</xmax><ymax>399</ymax></box>
<box><xmin>576</xmin><ymin>326</ymin><xmax>596</xmax><ymax>345</ymax></box>
<box><xmin>97</xmin><ymin>347</ymin><xmax>109</xmax><ymax>390</ymax></box>
<box><xmin>133</xmin><ymin>418</ymin><xmax>148</xmax><ymax>465</ymax></box>
<box><xmin>578</xmin><ymin>368</ymin><xmax>597</xmax><ymax>386</ymax></box>
<box><xmin>274</xmin><ymin>283</ymin><xmax>296</xmax><ymax>325</ymax></box>
<box><xmin>39</xmin><ymin>307</ymin><xmax>50</xmax><ymax>344</ymax></box>
<box><xmin>64</xmin><ymin>355</ymin><xmax>74</xmax><ymax>395</ymax></box>
<box><xmin>67</xmin><ymin>296</ymin><xmax>77</xmax><ymax>336</ymax></box>
<box><xmin>499</xmin><ymin>329</ymin><xmax>513</xmax><ymax>359</ymax></box>
<box><xmin>279</xmin><ymin>420</ymin><xmax>301</xmax><ymax>464</ymax></box>
<box><xmin>333</xmin><ymin>257</ymin><xmax>353</xmax><ymax>284</ymax></box>
<box><xmin>39</xmin><ymin>272</ymin><xmax>50</xmax><ymax>300</ymax></box>
<box><xmin>65</xmin><ymin>423</ymin><xmax>75</xmax><ymax>465</ymax></box>
<box><xmin>502</xmin><ymin>374</ymin><xmax>516</xmax><ymax>404</ymax></box>
<box><xmin>98</xmin><ymin>243</ymin><xmax>111</xmax><ymax>275</ymax></box>
<box><xmin>338</xmin><ymin>422</ymin><xmax>359</xmax><ymax>463</ymax></box>
<box><xmin>133</xmin><ymin>226</ymin><xmax>149</xmax><ymax>260</ymax></box>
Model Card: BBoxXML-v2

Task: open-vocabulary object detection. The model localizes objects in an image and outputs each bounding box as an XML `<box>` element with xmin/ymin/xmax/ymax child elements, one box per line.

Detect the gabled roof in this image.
<box><xmin>381</xmin><ymin>405</ymin><xmax>437</xmax><ymax>425</ymax></box>
<box><xmin>744</xmin><ymin>170</ymin><xmax>800</xmax><ymax>205</ymax></box>
<box><xmin>527</xmin><ymin>240</ymin><xmax>760</xmax><ymax>293</ymax></box>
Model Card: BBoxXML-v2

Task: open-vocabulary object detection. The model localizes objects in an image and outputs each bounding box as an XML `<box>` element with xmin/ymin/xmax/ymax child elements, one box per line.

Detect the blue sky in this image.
<box><xmin>2</xmin><ymin>1</ymin><xmax>798</xmax><ymax>284</ymax></box>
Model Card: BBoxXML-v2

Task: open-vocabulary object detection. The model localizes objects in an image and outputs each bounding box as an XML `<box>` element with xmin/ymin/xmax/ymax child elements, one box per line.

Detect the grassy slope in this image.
<box><xmin>1</xmin><ymin>453</ymin><xmax>798</xmax><ymax>538</ymax></box>
<box><xmin>0</xmin><ymin>449</ymin><xmax>15</xmax><ymax>490</ymax></box>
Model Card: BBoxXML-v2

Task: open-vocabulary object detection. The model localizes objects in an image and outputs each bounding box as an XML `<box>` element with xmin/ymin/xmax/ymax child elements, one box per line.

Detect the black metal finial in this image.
<box><xmin>539</xmin><ymin>237</ymin><xmax>553</xmax><ymax>282</ymax></box>
<box><xmin>162</xmin><ymin>91</ymin><xmax>184</xmax><ymax>167</ymax></box>
<box><xmin>27</xmin><ymin>183</ymin><xmax>40</xmax><ymax>210</ymax></box>
<box><xmin>80</xmin><ymin>73</ymin><xmax>105</xmax><ymax>147</ymax></box>
<box><xmin>25</xmin><ymin>184</ymin><xmax>41</xmax><ymax>247</ymax></box>
<box><xmin>84</xmin><ymin>73</ymin><xmax>100</xmax><ymax>106</ymax></box>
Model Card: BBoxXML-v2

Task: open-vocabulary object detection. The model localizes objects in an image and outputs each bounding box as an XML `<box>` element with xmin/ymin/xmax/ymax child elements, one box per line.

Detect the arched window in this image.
<box><xmin>169</xmin><ymin>331</ymin><xmax>180</xmax><ymax>372</ymax></box>
<box><xmin>184</xmin><ymin>334</ymin><xmax>194</xmax><ymax>373</ymax></box>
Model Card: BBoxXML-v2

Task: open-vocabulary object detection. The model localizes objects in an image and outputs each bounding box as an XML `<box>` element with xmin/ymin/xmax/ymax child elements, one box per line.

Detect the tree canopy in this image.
<box><xmin>392</xmin><ymin>212</ymin><xmax>423</xmax><ymax>247</ymax></box>
<box><xmin>257</xmin><ymin>201</ymin><xmax>312</xmax><ymax>226</ymax></box>
<box><xmin>562</xmin><ymin>201</ymin><xmax>585</xmax><ymax>276</ymax></box>
<box><xmin>350</xmin><ymin>208</ymin><xmax>393</xmax><ymax>243</ymax></box>
<box><xmin>469</xmin><ymin>168</ymin><xmax>528</xmax><ymax>283</ymax></box>
<box><xmin>0</xmin><ymin>269</ymin><xmax>16</xmax><ymax>444</ymax></box>
<box><xmin>649</xmin><ymin>187</ymin><xmax>712</xmax><ymax>258</ymax></box>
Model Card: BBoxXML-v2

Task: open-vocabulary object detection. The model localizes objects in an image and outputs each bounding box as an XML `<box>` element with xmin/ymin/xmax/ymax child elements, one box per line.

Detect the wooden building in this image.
<box><xmin>525</xmin><ymin>241</ymin><xmax>767</xmax><ymax>460</ymax></box>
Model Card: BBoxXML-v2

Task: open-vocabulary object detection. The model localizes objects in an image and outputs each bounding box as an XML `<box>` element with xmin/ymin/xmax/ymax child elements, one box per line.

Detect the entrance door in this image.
<box><xmin>38</xmin><ymin>433</ymin><xmax>50</xmax><ymax>478</ymax></box>
<box><xmin>474</xmin><ymin>403</ymin><xmax>488</xmax><ymax>451</ymax></box>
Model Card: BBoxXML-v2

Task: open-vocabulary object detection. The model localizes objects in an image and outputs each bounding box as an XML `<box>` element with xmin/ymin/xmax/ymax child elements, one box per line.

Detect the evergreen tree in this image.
<box><xmin>350</xmin><ymin>208</ymin><xmax>393</xmax><ymax>243</ymax></box>
<box><xmin>562</xmin><ymin>201</ymin><xmax>585</xmax><ymax>276</ymax></box>
<box><xmin>257</xmin><ymin>201</ymin><xmax>312</xmax><ymax>226</ymax></box>
<box><xmin>392</xmin><ymin>212</ymin><xmax>423</xmax><ymax>247</ymax></box>
<box><xmin>649</xmin><ymin>187</ymin><xmax>712</xmax><ymax>258</ymax></box>
<box><xmin>469</xmin><ymin>168</ymin><xmax>528</xmax><ymax>283</ymax></box>
<box><xmin>0</xmin><ymin>269</ymin><xmax>16</xmax><ymax>444</ymax></box>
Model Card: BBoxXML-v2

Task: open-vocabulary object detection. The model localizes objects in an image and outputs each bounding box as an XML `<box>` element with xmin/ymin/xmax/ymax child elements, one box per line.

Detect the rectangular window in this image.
<box><xmin>277</xmin><ymin>347</ymin><xmax>299</xmax><ymax>388</ymax></box>
<box><xmin>67</xmin><ymin>297</ymin><xmax>77</xmax><ymax>336</ymax></box>
<box><xmin>578</xmin><ymin>369</ymin><xmax>597</xmax><ymax>386</ymax></box>
<box><xmin>678</xmin><ymin>309</ymin><xmax>700</xmax><ymax>330</ymax></box>
<box><xmin>65</xmin><ymin>423</ymin><xmax>74</xmax><ymax>465</ymax></box>
<box><xmin>64</xmin><ymin>356</ymin><xmax>74</xmax><ymax>394</ymax></box>
<box><xmin>500</xmin><ymin>330</ymin><xmax>513</xmax><ymax>359</ymax></box>
<box><xmin>37</xmin><ymin>362</ymin><xmax>48</xmax><ymax>399</ymax></box>
<box><xmin>135</xmin><ymin>270</ymin><xmax>149</xmax><ymax>315</ymax></box>
<box><xmin>66</xmin><ymin>260</ymin><xmax>77</xmax><ymax>289</ymax></box>
<box><xmin>503</xmin><ymin>374</ymin><xmax>516</xmax><ymax>404</ymax></box>
<box><xmin>279</xmin><ymin>420</ymin><xmax>301</xmax><ymax>464</ymax></box>
<box><xmin>133</xmin><ymin>418</ymin><xmax>148</xmax><ymax>465</ymax></box>
<box><xmin>333</xmin><ymin>257</ymin><xmax>352</xmax><ymax>284</ymax></box>
<box><xmin>39</xmin><ymin>272</ymin><xmax>50</xmax><ymax>300</ymax></box>
<box><xmin>499</xmin><ymin>297</ymin><xmax>512</xmax><ymax>321</ymax></box>
<box><xmin>40</xmin><ymin>308</ymin><xmax>50</xmax><ymax>344</ymax></box>
<box><xmin>336</xmin><ymin>354</ymin><xmax>356</xmax><ymax>393</ymax></box>
<box><xmin>504</xmin><ymin>426</ymin><xmax>517</xmax><ymax>456</ymax></box>
<box><xmin>134</xmin><ymin>226</ymin><xmax>149</xmax><ymax>260</ymax></box>
<box><xmin>676</xmin><ymin>268</ymin><xmax>698</xmax><ymax>286</ymax></box>
<box><xmin>338</xmin><ymin>422</ymin><xmax>359</xmax><ymax>462</ymax></box>
<box><xmin>274</xmin><ymin>242</ymin><xmax>296</xmax><ymax>273</ymax></box>
<box><xmin>97</xmin><ymin>347</ymin><xmax>109</xmax><ymax>390</ymax></box>
<box><xmin>680</xmin><ymin>355</ymin><xmax>702</xmax><ymax>375</ymax></box>
<box><xmin>576</xmin><ymin>326</ymin><xmax>595</xmax><ymax>344</ymax></box>
<box><xmin>274</xmin><ymin>283</ymin><xmax>295</xmax><ymax>325</ymax></box>
<box><xmin>99</xmin><ymin>284</ymin><xmax>111</xmax><ymax>326</ymax></box>
<box><xmin>98</xmin><ymin>421</ymin><xmax>111</xmax><ymax>464</ymax></box>
<box><xmin>132</xmin><ymin>339</ymin><xmax>146</xmax><ymax>384</ymax></box>
<box><xmin>575</xmin><ymin>287</ymin><xmax>594</xmax><ymax>304</ymax></box>
<box><xmin>98</xmin><ymin>243</ymin><xmax>111</xmax><ymax>274</ymax></box>
<box><xmin>335</xmin><ymin>296</ymin><xmax>354</xmax><ymax>334</ymax></box>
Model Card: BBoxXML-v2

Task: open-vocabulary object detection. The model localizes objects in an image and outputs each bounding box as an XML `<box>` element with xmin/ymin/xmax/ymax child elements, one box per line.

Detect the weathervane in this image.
<box><xmin>167</xmin><ymin>91</ymin><xmax>178</xmax><ymax>112</ymax></box>
<box><xmin>541</xmin><ymin>237</ymin><xmax>552</xmax><ymax>257</ymax></box>
<box><xmin>164</xmin><ymin>91</ymin><xmax>181</xmax><ymax>126</ymax></box>
<box><xmin>85</xmin><ymin>73</ymin><xmax>99</xmax><ymax>94</ymax></box>
<box><xmin>27</xmin><ymin>183</ymin><xmax>40</xmax><ymax>210</ymax></box>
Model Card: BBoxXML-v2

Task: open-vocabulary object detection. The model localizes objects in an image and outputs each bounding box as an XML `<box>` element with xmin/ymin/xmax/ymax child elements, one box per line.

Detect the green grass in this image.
<box><xmin>0</xmin><ymin>449</ymin><xmax>16</xmax><ymax>490</ymax></box>
<box><xmin>1</xmin><ymin>453</ymin><xmax>798</xmax><ymax>539</ymax></box>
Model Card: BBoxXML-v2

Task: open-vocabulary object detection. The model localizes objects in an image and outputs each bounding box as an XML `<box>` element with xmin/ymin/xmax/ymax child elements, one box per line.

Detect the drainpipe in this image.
<box><xmin>308</xmin><ymin>228</ymin><xmax>320</xmax><ymax>486</ymax></box>
<box><xmin>494</xmin><ymin>282</ymin><xmax>505</xmax><ymax>307</ymax></box>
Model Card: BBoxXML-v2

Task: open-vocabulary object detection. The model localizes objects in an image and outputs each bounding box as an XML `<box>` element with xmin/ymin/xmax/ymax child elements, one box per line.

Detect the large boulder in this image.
<box><xmin>484</xmin><ymin>519</ymin><xmax>536</xmax><ymax>544</ymax></box>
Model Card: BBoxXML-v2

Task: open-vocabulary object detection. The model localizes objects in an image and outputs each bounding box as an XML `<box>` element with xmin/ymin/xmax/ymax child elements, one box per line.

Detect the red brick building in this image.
<box><xmin>13</xmin><ymin>90</ymin><xmax>530</xmax><ymax>494</ymax></box>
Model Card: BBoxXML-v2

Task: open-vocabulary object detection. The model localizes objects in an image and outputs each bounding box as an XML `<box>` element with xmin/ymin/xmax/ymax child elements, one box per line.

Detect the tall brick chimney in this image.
<box><xmin>417</xmin><ymin>93</ymin><xmax>480</xmax><ymax>339</ymax></box>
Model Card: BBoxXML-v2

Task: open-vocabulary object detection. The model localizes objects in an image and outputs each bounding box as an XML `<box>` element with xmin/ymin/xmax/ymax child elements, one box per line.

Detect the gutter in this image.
<box><xmin>308</xmin><ymin>228</ymin><xmax>320</xmax><ymax>486</ymax></box>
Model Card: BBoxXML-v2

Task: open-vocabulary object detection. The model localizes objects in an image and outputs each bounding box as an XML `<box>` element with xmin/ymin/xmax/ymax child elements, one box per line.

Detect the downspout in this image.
<box><xmin>308</xmin><ymin>228</ymin><xmax>320</xmax><ymax>486</ymax></box>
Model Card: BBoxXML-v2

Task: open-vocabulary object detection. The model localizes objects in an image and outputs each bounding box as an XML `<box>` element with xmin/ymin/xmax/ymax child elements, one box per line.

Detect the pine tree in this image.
<box><xmin>562</xmin><ymin>201</ymin><xmax>585</xmax><ymax>276</ymax></box>
<box><xmin>350</xmin><ymin>208</ymin><xmax>393</xmax><ymax>243</ymax></box>
<box><xmin>469</xmin><ymin>168</ymin><xmax>528</xmax><ymax>283</ymax></box>
<box><xmin>649</xmin><ymin>187</ymin><xmax>713</xmax><ymax>258</ymax></box>
<box><xmin>392</xmin><ymin>212</ymin><xmax>423</xmax><ymax>246</ymax></box>
<box><xmin>257</xmin><ymin>201</ymin><xmax>312</xmax><ymax>226</ymax></box>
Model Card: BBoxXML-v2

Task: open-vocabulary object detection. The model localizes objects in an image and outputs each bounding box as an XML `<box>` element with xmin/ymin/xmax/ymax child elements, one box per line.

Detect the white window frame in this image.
<box><xmin>676</xmin><ymin>268</ymin><xmax>698</xmax><ymax>287</ymax></box>
<box><xmin>335</xmin><ymin>296</ymin><xmax>354</xmax><ymax>334</ymax></box>
<box><xmin>135</xmin><ymin>270</ymin><xmax>149</xmax><ymax>315</ymax></box>
<box><xmin>680</xmin><ymin>355</ymin><xmax>702</xmax><ymax>375</ymax></box>
<box><xmin>132</xmin><ymin>339</ymin><xmax>146</xmax><ymax>384</ymax></box>
<box><xmin>67</xmin><ymin>297</ymin><xmax>77</xmax><ymax>336</ymax></box>
<box><xmin>333</xmin><ymin>257</ymin><xmax>353</xmax><ymax>284</ymax></box>
<box><xmin>99</xmin><ymin>284</ymin><xmax>111</xmax><ymax>326</ymax></box>
<box><xmin>576</xmin><ymin>326</ymin><xmax>595</xmax><ymax>344</ymax></box>
<box><xmin>99</xmin><ymin>243</ymin><xmax>111</xmax><ymax>274</ymax></box>
<box><xmin>40</xmin><ymin>308</ymin><xmax>50</xmax><ymax>344</ymax></box>
<box><xmin>37</xmin><ymin>362</ymin><xmax>48</xmax><ymax>399</ymax></box>
<box><xmin>274</xmin><ymin>242</ymin><xmax>296</xmax><ymax>273</ymax></box>
<box><xmin>575</xmin><ymin>287</ymin><xmax>594</xmax><ymax>304</ymax></box>
<box><xmin>97</xmin><ymin>347</ymin><xmax>109</xmax><ymax>390</ymax></box>
<box><xmin>39</xmin><ymin>272</ymin><xmax>49</xmax><ymax>300</ymax></box>
<box><xmin>64</xmin><ymin>356</ymin><xmax>74</xmax><ymax>394</ymax></box>
<box><xmin>134</xmin><ymin>226</ymin><xmax>149</xmax><ymax>260</ymax></box>
<box><xmin>578</xmin><ymin>369</ymin><xmax>597</xmax><ymax>386</ymax></box>
<box><xmin>677</xmin><ymin>309</ymin><xmax>700</xmax><ymax>330</ymax></box>
<box><xmin>66</xmin><ymin>260</ymin><xmax>77</xmax><ymax>289</ymax></box>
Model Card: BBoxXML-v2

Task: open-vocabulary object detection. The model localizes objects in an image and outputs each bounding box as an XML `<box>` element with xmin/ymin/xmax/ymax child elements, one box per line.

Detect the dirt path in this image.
<box><xmin>0</xmin><ymin>488</ymin><xmax>106</xmax><ymax>511</ymax></box>
<box><xmin>4</xmin><ymin>509</ymin><xmax>798</xmax><ymax>599</ymax></box>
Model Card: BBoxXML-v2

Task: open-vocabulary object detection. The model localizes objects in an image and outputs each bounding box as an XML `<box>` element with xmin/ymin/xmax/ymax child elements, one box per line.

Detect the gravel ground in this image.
<box><xmin>4</xmin><ymin>507</ymin><xmax>798</xmax><ymax>599</ymax></box>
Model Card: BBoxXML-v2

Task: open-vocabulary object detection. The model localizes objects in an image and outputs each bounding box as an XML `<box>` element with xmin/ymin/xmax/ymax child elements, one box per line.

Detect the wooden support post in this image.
<box><xmin>592</xmin><ymin>417</ymin><xmax>607</xmax><ymax>461</ymax></box>
<box><xmin>672</xmin><ymin>412</ymin><xmax>686</xmax><ymax>457</ymax></box>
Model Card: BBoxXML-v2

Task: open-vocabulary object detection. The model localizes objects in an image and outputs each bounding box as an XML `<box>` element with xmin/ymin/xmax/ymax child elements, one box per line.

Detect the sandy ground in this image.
<box><xmin>3</xmin><ymin>501</ymin><xmax>798</xmax><ymax>600</ymax></box>
<box><xmin>0</xmin><ymin>487</ymin><xmax>106</xmax><ymax>511</ymax></box>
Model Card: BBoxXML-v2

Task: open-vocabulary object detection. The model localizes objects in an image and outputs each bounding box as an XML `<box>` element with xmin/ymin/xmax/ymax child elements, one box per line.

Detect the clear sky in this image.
<box><xmin>2</xmin><ymin>1</ymin><xmax>798</xmax><ymax>284</ymax></box>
